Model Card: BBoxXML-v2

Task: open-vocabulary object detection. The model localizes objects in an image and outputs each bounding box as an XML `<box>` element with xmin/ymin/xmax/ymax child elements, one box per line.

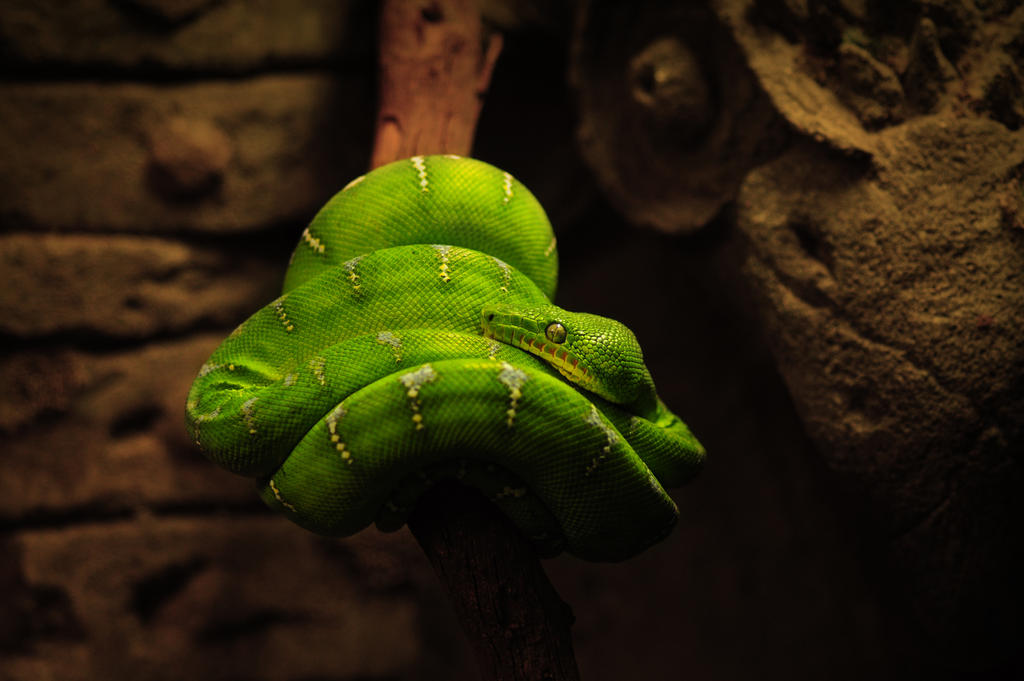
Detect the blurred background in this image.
<box><xmin>1</xmin><ymin>1</ymin><xmax>1022</xmax><ymax>679</ymax></box>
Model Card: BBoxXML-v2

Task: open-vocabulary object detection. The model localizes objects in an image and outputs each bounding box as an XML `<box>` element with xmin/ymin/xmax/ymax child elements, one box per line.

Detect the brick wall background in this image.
<box><xmin>2</xmin><ymin>2</ymin><xmax>1016</xmax><ymax>680</ymax></box>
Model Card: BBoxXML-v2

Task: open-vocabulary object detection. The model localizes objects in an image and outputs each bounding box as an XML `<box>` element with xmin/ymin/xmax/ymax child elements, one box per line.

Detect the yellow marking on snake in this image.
<box><xmin>433</xmin><ymin>245</ymin><xmax>453</xmax><ymax>282</ymax></box>
<box><xmin>376</xmin><ymin>331</ymin><xmax>403</xmax><ymax>363</ymax></box>
<box><xmin>497</xmin><ymin>361</ymin><xmax>529</xmax><ymax>427</ymax></box>
<box><xmin>502</xmin><ymin>172</ymin><xmax>513</xmax><ymax>205</ymax></box>
<box><xmin>399</xmin><ymin>364</ymin><xmax>438</xmax><ymax>431</ymax></box>
<box><xmin>325</xmin><ymin>404</ymin><xmax>352</xmax><ymax>464</ymax></box>
<box><xmin>228</xmin><ymin>320</ymin><xmax>248</xmax><ymax>338</ymax></box>
<box><xmin>301</xmin><ymin>227</ymin><xmax>326</xmax><ymax>254</ymax></box>
<box><xmin>544</xmin><ymin>236</ymin><xmax>557</xmax><ymax>257</ymax></box>
<box><xmin>268</xmin><ymin>479</ymin><xmax>296</xmax><ymax>511</ymax></box>
<box><xmin>273</xmin><ymin>298</ymin><xmax>295</xmax><ymax>333</ymax></box>
<box><xmin>343</xmin><ymin>256</ymin><xmax>363</xmax><ymax>293</ymax></box>
<box><xmin>188</xmin><ymin>405</ymin><xmax>221</xmax><ymax>448</ymax></box>
<box><xmin>309</xmin><ymin>356</ymin><xmax>326</xmax><ymax>386</ymax></box>
<box><xmin>411</xmin><ymin>155</ymin><xmax>429</xmax><ymax>192</ymax></box>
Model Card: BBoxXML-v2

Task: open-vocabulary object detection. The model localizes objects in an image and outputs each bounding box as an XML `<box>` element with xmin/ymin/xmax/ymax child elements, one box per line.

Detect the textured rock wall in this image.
<box><xmin>0</xmin><ymin>3</ymin><xmax>474</xmax><ymax>680</ymax></box>
<box><xmin>717</xmin><ymin>0</ymin><xmax>1024</xmax><ymax>670</ymax></box>
<box><xmin>0</xmin><ymin>1</ymin><xmax>975</xmax><ymax>680</ymax></box>
<box><xmin>572</xmin><ymin>0</ymin><xmax>1023</xmax><ymax>677</ymax></box>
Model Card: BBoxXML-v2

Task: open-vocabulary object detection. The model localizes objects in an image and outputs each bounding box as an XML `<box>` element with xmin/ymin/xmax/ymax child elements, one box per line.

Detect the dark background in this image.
<box><xmin>2</xmin><ymin>1</ymin><xmax>1021</xmax><ymax>680</ymax></box>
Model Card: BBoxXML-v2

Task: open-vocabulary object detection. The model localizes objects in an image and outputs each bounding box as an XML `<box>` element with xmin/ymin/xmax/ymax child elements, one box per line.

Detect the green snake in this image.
<box><xmin>185</xmin><ymin>155</ymin><xmax>704</xmax><ymax>561</ymax></box>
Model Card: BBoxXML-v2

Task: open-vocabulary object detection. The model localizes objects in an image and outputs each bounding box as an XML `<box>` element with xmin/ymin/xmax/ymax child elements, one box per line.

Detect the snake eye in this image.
<box><xmin>545</xmin><ymin>322</ymin><xmax>567</xmax><ymax>344</ymax></box>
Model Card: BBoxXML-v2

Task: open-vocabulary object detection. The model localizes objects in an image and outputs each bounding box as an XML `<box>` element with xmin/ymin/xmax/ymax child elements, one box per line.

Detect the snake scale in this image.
<box><xmin>185</xmin><ymin>155</ymin><xmax>704</xmax><ymax>561</ymax></box>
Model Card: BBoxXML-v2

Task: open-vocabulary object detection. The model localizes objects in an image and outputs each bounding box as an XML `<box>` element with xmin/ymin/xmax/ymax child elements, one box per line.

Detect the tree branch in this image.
<box><xmin>371</xmin><ymin>0</ymin><xmax>502</xmax><ymax>169</ymax></box>
<box><xmin>369</xmin><ymin>2</ymin><xmax>581</xmax><ymax>679</ymax></box>
<box><xmin>408</xmin><ymin>483</ymin><xmax>581</xmax><ymax>681</ymax></box>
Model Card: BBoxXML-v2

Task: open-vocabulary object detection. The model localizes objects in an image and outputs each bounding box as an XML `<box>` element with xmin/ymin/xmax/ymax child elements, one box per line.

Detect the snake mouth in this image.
<box><xmin>481</xmin><ymin>309</ymin><xmax>594</xmax><ymax>389</ymax></box>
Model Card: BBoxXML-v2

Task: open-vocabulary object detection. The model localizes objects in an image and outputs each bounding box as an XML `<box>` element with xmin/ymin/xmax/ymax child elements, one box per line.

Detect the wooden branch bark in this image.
<box><xmin>370</xmin><ymin>1</ymin><xmax>581</xmax><ymax>679</ymax></box>
<box><xmin>408</xmin><ymin>483</ymin><xmax>581</xmax><ymax>681</ymax></box>
<box><xmin>371</xmin><ymin>0</ymin><xmax>502</xmax><ymax>168</ymax></box>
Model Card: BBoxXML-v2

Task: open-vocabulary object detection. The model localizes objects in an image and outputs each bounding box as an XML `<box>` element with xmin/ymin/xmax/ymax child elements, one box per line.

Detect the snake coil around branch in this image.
<box><xmin>185</xmin><ymin>155</ymin><xmax>704</xmax><ymax>561</ymax></box>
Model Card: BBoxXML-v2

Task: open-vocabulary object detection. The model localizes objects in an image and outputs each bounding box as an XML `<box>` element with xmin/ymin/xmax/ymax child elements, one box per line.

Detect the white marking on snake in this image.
<box><xmin>494</xmin><ymin>485</ymin><xmax>527</xmax><ymax>501</ymax></box>
<box><xmin>325</xmin><ymin>404</ymin><xmax>352</xmax><ymax>463</ymax></box>
<box><xmin>399</xmin><ymin>364</ymin><xmax>438</xmax><ymax>431</ymax></box>
<box><xmin>301</xmin><ymin>227</ymin><xmax>326</xmax><ymax>255</ymax></box>
<box><xmin>309</xmin><ymin>356</ymin><xmax>326</xmax><ymax>386</ymax></box>
<box><xmin>497</xmin><ymin>361</ymin><xmax>529</xmax><ymax>427</ymax></box>
<box><xmin>411</xmin><ymin>155</ymin><xmax>429</xmax><ymax>192</ymax></box>
<box><xmin>198</xmin><ymin>362</ymin><xmax>223</xmax><ymax>377</ymax></box>
<box><xmin>268</xmin><ymin>479</ymin><xmax>296</xmax><ymax>512</ymax></box>
<box><xmin>544</xmin><ymin>236</ymin><xmax>557</xmax><ymax>257</ymax></box>
<box><xmin>283</xmin><ymin>372</ymin><xmax>297</xmax><ymax>387</ymax></box>
<box><xmin>502</xmin><ymin>172</ymin><xmax>514</xmax><ymax>205</ymax></box>
<box><xmin>492</xmin><ymin>257</ymin><xmax>512</xmax><ymax>293</ymax></box>
<box><xmin>342</xmin><ymin>174</ymin><xmax>365</xmax><ymax>191</ymax></box>
<box><xmin>193</xmin><ymin>406</ymin><xmax>220</xmax><ymax>421</ymax></box>
<box><xmin>583</xmin><ymin>403</ymin><xmax>618</xmax><ymax>475</ymax></box>
<box><xmin>433</xmin><ymin>245</ymin><xmax>452</xmax><ymax>282</ymax></box>
<box><xmin>241</xmin><ymin>397</ymin><xmax>258</xmax><ymax>435</ymax></box>
<box><xmin>487</xmin><ymin>340</ymin><xmax>502</xmax><ymax>361</ymax></box>
<box><xmin>343</xmin><ymin>255</ymin><xmax>363</xmax><ymax>292</ymax></box>
<box><xmin>272</xmin><ymin>298</ymin><xmax>295</xmax><ymax>333</ymax></box>
<box><xmin>376</xmin><ymin>330</ymin><xmax>403</xmax><ymax>363</ymax></box>
<box><xmin>444</xmin><ymin>154</ymin><xmax>462</xmax><ymax>159</ymax></box>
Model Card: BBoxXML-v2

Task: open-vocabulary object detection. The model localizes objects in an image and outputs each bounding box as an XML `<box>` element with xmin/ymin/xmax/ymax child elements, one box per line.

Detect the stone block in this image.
<box><xmin>2</xmin><ymin>516</ymin><xmax>432</xmax><ymax>681</ymax></box>
<box><xmin>0</xmin><ymin>334</ymin><xmax>258</xmax><ymax>517</ymax></box>
<box><xmin>0</xmin><ymin>74</ymin><xmax>371</xmax><ymax>233</ymax></box>
<box><xmin>0</xmin><ymin>0</ymin><xmax>373</xmax><ymax>71</ymax></box>
<box><xmin>0</xmin><ymin>233</ymin><xmax>282</xmax><ymax>339</ymax></box>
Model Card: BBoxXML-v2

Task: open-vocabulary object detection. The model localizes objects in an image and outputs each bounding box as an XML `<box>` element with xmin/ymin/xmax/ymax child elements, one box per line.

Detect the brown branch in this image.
<box><xmin>408</xmin><ymin>483</ymin><xmax>581</xmax><ymax>681</ymax></box>
<box><xmin>370</xmin><ymin>1</ymin><xmax>581</xmax><ymax>679</ymax></box>
<box><xmin>370</xmin><ymin>0</ymin><xmax>502</xmax><ymax>168</ymax></box>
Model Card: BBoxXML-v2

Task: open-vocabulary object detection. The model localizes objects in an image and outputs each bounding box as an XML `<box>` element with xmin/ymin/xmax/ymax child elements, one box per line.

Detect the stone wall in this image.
<box><xmin>4</xmin><ymin>2</ymin><xmax>1016</xmax><ymax>680</ymax></box>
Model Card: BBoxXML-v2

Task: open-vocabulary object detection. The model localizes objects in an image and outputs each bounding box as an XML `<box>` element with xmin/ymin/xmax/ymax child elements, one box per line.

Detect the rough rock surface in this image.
<box><xmin>0</xmin><ymin>334</ymin><xmax>256</xmax><ymax>517</ymax></box>
<box><xmin>0</xmin><ymin>234</ymin><xmax>281</xmax><ymax>339</ymax></box>
<box><xmin>3</xmin><ymin>516</ymin><xmax>447</xmax><ymax>681</ymax></box>
<box><xmin>571</xmin><ymin>0</ymin><xmax>787</xmax><ymax>233</ymax></box>
<box><xmin>719</xmin><ymin>0</ymin><xmax>1024</xmax><ymax>670</ymax></box>
<box><xmin>0</xmin><ymin>0</ymin><xmax>374</xmax><ymax>71</ymax></box>
<box><xmin>0</xmin><ymin>75</ymin><xmax>370</xmax><ymax>233</ymax></box>
<box><xmin>737</xmin><ymin>121</ymin><xmax>1024</xmax><ymax>662</ymax></box>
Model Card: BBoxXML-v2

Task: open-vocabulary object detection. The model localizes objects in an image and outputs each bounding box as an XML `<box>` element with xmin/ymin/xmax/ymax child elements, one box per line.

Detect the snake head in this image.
<box><xmin>481</xmin><ymin>303</ymin><xmax>658</xmax><ymax>416</ymax></box>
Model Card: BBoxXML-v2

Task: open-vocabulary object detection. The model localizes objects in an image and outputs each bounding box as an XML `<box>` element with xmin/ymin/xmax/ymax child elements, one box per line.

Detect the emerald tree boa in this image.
<box><xmin>186</xmin><ymin>155</ymin><xmax>704</xmax><ymax>561</ymax></box>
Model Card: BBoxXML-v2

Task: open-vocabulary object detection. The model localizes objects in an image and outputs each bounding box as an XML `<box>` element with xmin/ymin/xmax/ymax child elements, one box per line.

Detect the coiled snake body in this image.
<box><xmin>185</xmin><ymin>155</ymin><xmax>704</xmax><ymax>561</ymax></box>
